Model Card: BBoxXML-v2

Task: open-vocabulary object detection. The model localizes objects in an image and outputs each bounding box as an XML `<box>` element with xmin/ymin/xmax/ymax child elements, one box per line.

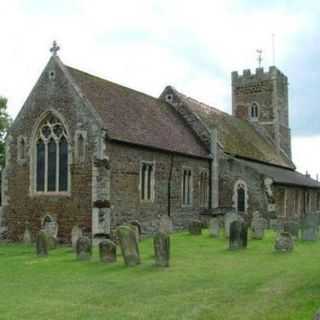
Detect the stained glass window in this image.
<box><xmin>35</xmin><ymin>114</ymin><xmax>69</xmax><ymax>193</ymax></box>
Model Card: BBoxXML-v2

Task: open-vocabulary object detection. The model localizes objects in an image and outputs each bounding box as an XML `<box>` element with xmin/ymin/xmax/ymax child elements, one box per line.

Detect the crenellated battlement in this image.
<box><xmin>232</xmin><ymin>66</ymin><xmax>287</xmax><ymax>84</ymax></box>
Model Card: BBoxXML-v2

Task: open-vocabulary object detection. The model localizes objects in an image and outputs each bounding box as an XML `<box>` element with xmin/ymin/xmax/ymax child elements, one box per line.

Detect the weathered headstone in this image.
<box><xmin>47</xmin><ymin>236</ymin><xmax>57</xmax><ymax>250</ymax></box>
<box><xmin>154</xmin><ymin>232</ymin><xmax>170</xmax><ymax>267</ymax></box>
<box><xmin>99</xmin><ymin>239</ymin><xmax>117</xmax><ymax>263</ymax></box>
<box><xmin>208</xmin><ymin>217</ymin><xmax>220</xmax><ymax>238</ymax></box>
<box><xmin>287</xmin><ymin>221</ymin><xmax>300</xmax><ymax>239</ymax></box>
<box><xmin>42</xmin><ymin>217</ymin><xmax>58</xmax><ymax>238</ymax></box>
<box><xmin>117</xmin><ymin>226</ymin><xmax>140</xmax><ymax>266</ymax></box>
<box><xmin>251</xmin><ymin>217</ymin><xmax>265</xmax><ymax>240</ymax></box>
<box><xmin>240</xmin><ymin>222</ymin><xmax>248</xmax><ymax>248</ymax></box>
<box><xmin>224</xmin><ymin>211</ymin><xmax>238</xmax><ymax>238</ymax></box>
<box><xmin>71</xmin><ymin>226</ymin><xmax>83</xmax><ymax>250</ymax></box>
<box><xmin>23</xmin><ymin>224</ymin><xmax>32</xmax><ymax>244</ymax></box>
<box><xmin>229</xmin><ymin>221</ymin><xmax>241</xmax><ymax>250</ymax></box>
<box><xmin>274</xmin><ymin>232</ymin><xmax>294</xmax><ymax>252</ymax></box>
<box><xmin>159</xmin><ymin>215</ymin><xmax>173</xmax><ymax>234</ymax></box>
<box><xmin>314</xmin><ymin>309</ymin><xmax>320</xmax><ymax>320</ymax></box>
<box><xmin>188</xmin><ymin>220</ymin><xmax>202</xmax><ymax>235</ymax></box>
<box><xmin>36</xmin><ymin>231</ymin><xmax>48</xmax><ymax>257</ymax></box>
<box><xmin>302</xmin><ymin>214</ymin><xmax>318</xmax><ymax>241</ymax></box>
<box><xmin>76</xmin><ymin>236</ymin><xmax>92</xmax><ymax>261</ymax></box>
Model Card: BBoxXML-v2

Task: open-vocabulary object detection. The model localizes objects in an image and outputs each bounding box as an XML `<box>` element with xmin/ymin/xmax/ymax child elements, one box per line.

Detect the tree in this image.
<box><xmin>0</xmin><ymin>97</ymin><xmax>12</xmax><ymax>168</ymax></box>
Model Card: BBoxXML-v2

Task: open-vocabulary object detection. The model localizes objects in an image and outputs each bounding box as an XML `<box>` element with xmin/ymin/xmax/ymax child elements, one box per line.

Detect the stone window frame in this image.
<box><xmin>139</xmin><ymin>160</ymin><xmax>155</xmax><ymax>203</ymax></box>
<box><xmin>181</xmin><ymin>166</ymin><xmax>193</xmax><ymax>207</ymax></box>
<box><xmin>29</xmin><ymin>110</ymin><xmax>72</xmax><ymax>197</ymax></box>
<box><xmin>249</xmin><ymin>102</ymin><xmax>259</xmax><ymax>121</ymax></box>
<box><xmin>17</xmin><ymin>135</ymin><xmax>27</xmax><ymax>164</ymax></box>
<box><xmin>232</xmin><ymin>179</ymin><xmax>249</xmax><ymax>213</ymax></box>
<box><xmin>199</xmin><ymin>168</ymin><xmax>209</xmax><ymax>208</ymax></box>
<box><xmin>74</xmin><ymin>130</ymin><xmax>87</xmax><ymax>163</ymax></box>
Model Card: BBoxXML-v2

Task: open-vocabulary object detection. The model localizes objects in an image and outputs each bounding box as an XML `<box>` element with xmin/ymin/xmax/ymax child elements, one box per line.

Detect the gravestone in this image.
<box><xmin>154</xmin><ymin>232</ymin><xmax>170</xmax><ymax>267</ymax></box>
<box><xmin>23</xmin><ymin>224</ymin><xmax>32</xmax><ymax>244</ymax></box>
<box><xmin>208</xmin><ymin>217</ymin><xmax>220</xmax><ymax>238</ymax></box>
<box><xmin>287</xmin><ymin>221</ymin><xmax>300</xmax><ymax>239</ymax></box>
<box><xmin>188</xmin><ymin>220</ymin><xmax>202</xmax><ymax>235</ymax></box>
<box><xmin>47</xmin><ymin>235</ymin><xmax>57</xmax><ymax>250</ymax></box>
<box><xmin>99</xmin><ymin>239</ymin><xmax>117</xmax><ymax>263</ymax></box>
<box><xmin>71</xmin><ymin>226</ymin><xmax>83</xmax><ymax>250</ymax></box>
<box><xmin>117</xmin><ymin>226</ymin><xmax>140</xmax><ymax>267</ymax></box>
<box><xmin>224</xmin><ymin>211</ymin><xmax>238</xmax><ymax>238</ymax></box>
<box><xmin>129</xmin><ymin>223</ymin><xmax>141</xmax><ymax>242</ymax></box>
<box><xmin>274</xmin><ymin>232</ymin><xmax>294</xmax><ymax>252</ymax></box>
<box><xmin>42</xmin><ymin>216</ymin><xmax>58</xmax><ymax>238</ymax></box>
<box><xmin>36</xmin><ymin>231</ymin><xmax>48</xmax><ymax>257</ymax></box>
<box><xmin>302</xmin><ymin>214</ymin><xmax>318</xmax><ymax>241</ymax></box>
<box><xmin>240</xmin><ymin>223</ymin><xmax>248</xmax><ymax>248</ymax></box>
<box><xmin>229</xmin><ymin>221</ymin><xmax>247</xmax><ymax>250</ymax></box>
<box><xmin>251</xmin><ymin>217</ymin><xmax>265</xmax><ymax>240</ymax></box>
<box><xmin>159</xmin><ymin>215</ymin><xmax>173</xmax><ymax>234</ymax></box>
<box><xmin>314</xmin><ymin>309</ymin><xmax>320</xmax><ymax>320</ymax></box>
<box><xmin>76</xmin><ymin>236</ymin><xmax>92</xmax><ymax>261</ymax></box>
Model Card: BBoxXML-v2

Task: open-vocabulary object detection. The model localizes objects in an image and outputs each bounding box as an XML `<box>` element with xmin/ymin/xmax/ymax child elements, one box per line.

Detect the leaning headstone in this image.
<box><xmin>188</xmin><ymin>220</ymin><xmax>202</xmax><ymax>235</ymax></box>
<box><xmin>117</xmin><ymin>226</ymin><xmax>140</xmax><ymax>266</ymax></box>
<box><xmin>154</xmin><ymin>232</ymin><xmax>170</xmax><ymax>267</ymax></box>
<box><xmin>208</xmin><ymin>217</ymin><xmax>220</xmax><ymax>238</ymax></box>
<box><xmin>274</xmin><ymin>232</ymin><xmax>294</xmax><ymax>252</ymax></box>
<box><xmin>129</xmin><ymin>224</ymin><xmax>141</xmax><ymax>242</ymax></box>
<box><xmin>159</xmin><ymin>215</ymin><xmax>173</xmax><ymax>234</ymax></box>
<box><xmin>23</xmin><ymin>224</ymin><xmax>32</xmax><ymax>244</ymax></box>
<box><xmin>314</xmin><ymin>309</ymin><xmax>320</xmax><ymax>320</ymax></box>
<box><xmin>229</xmin><ymin>221</ymin><xmax>241</xmax><ymax>250</ymax></box>
<box><xmin>71</xmin><ymin>226</ymin><xmax>83</xmax><ymax>250</ymax></box>
<box><xmin>287</xmin><ymin>221</ymin><xmax>300</xmax><ymax>240</ymax></box>
<box><xmin>251</xmin><ymin>217</ymin><xmax>265</xmax><ymax>240</ymax></box>
<box><xmin>36</xmin><ymin>231</ymin><xmax>48</xmax><ymax>257</ymax></box>
<box><xmin>76</xmin><ymin>236</ymin><xmax>92</xmax><ymax>261</ymax></box>
<box><xmin>99</xmin><ymin>239</ymin><xmax>117</xmax><ymax>263</ymax></box>
<box><xmin>302</xmin><ymin>214</ymin><xmax>318</xmax><ymax>241</ymax></box>
<box><xmin>224</xmin><ymin>211</ymin><xmax>238</xmax><ymax>238</ymax></box>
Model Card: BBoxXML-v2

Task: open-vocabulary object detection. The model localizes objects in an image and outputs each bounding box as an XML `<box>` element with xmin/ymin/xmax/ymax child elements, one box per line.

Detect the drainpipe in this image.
<box><xmin>167</xmin><ymin>154</ymin><xmax>174</xmax><ymax>217</ymax></box>
<box><xmin>209</xmin><ymin>129</ymin><xmax>219</xmax><ymax>209</ymax></box>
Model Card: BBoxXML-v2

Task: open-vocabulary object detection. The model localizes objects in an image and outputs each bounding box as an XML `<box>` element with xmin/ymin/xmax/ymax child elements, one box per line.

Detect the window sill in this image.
<box><xmin>30</xmin><ymin>192</ymin><xmax>71</xmax><ymax>197</ymax></box>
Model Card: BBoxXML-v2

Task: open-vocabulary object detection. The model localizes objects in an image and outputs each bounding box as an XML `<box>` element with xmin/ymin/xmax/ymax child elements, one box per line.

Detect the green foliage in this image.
<box><xmin>0</xmin><ymin>231</ymin><xmax>320</xmax><ymax>319</ymax></box>
<box><xmin>0</xmin><ymin>97</ymin><xmax>11</xmax><ymax>167</ymax></box>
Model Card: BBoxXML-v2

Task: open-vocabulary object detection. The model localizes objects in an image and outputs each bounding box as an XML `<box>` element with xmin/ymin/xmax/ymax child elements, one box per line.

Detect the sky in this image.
<box><xmin>0</xmin><ymin>0</ymin><xmax>319</xmax><ymax>177</ymax></box>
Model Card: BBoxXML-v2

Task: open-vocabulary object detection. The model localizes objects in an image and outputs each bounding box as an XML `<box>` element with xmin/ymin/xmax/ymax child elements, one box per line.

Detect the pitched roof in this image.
<box><xmin>238</xmin><ymin>158</ymin><xmax>320</xmax><ymax>188</ymax></box>
<box><xmin>167</xmin><ymin>87</ymin><xmax>294</xmax><ymax>169</ymax></box>
<box><xmin>66</xmin><ymin>66</ymin><xmax>208</xmax><ymax>158</ymax></box>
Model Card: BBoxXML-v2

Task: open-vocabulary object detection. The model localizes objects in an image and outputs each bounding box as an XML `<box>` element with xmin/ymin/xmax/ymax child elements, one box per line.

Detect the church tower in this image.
<box><xmin>231</xmin><ymin>66</ymin><xmax>291</xmax><ymax>160</ymax></box>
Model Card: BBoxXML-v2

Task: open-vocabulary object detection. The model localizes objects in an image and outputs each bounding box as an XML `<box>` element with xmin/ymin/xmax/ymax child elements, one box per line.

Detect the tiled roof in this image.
<box><xmin>238</xmin><ymin>158</ymin><xmax>320</xmax><ymax>188</ymax></box>
<box><xmin>66</xmin><ymin>66</ymin><xmax>208</xmax><ymax>158</ymax></box>
<box><xmin>168</xmin><ymin>87</ymin><xmax>294</xmax><ymax>169</ymax></box>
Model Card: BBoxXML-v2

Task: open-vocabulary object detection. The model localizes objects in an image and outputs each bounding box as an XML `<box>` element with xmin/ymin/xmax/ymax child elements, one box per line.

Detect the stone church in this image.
<box><xmin>1</xmin><ymin>43</ymin><xmax>319</xmax><ymax>241</ymax></box>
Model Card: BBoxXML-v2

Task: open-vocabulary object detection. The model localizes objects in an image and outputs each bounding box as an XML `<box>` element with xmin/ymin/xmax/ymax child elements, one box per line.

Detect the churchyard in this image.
<box><xmin>1</xmin><ymin>226</ymin><xmax>320</xmax><ymax>320</ymax></box>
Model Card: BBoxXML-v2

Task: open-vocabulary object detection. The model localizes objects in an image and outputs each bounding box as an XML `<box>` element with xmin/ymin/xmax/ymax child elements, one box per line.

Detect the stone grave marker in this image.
<box><xmin>23</xmin><ymin>224</ymin><xmax>32</xmax><ymax>244</ymax></box>
<box><xmin>229</xmin><ymin>221</ymin><xmax>247</xmax><ymax>250</ymax></box>
<box><xmin>287</xmin><ymin>221</ymin><xmax>300</xmax><ymax>240</ymax></box>
<box><xmin>240</xmin><ymin>222</ymin><xmax>248</xmax><ymax>248</ymax></box>
<box><xmin>42</xmin><ymin>216</ymin><xmax>58</xmax><ymax>238</ymax></box>
<box><xmin>117</xmin><ymin>225</ymin><xmax>140</xmax><ymax>266</ymax></box>
<box><xmin>159</xmin><ymin>215</ymin><xmax>173</xmax><ymax>234</ymax></box>
<box><xmin>36</xmin><ymin>231</ymin><xmax>48</xmax><ymax>257</ymax></box>
<box><xmin>208</xmin><ymin>217</ymin><xmax>220</xmax><ymax>238</ymax></box>
<box><xmin>71</xmin><ymin>226</ymin><xmax>83</xmax><ymax>250</ymax></box>
<box><xmin>302</xmin><ymin>214</ymin><xmax>318</xmax><ymax>241</ymax></box>
<box><xmin>76</xmin><ymin>236</ymin><xmax>92</xmax><ymax>261</ymax></box>
<box><xmin>274</xmin><ymin>232</ymin><xmax>294</xmax><ymax>252</ymax></box>
<box><xmin>188</xmin><ymin>220</ymin><xmax>202</xmax><ymax>235</ymax></box>
<box><xmin>224</xmin><ymin>211</ymin><xmax>238</xmax><ymax>238</ymax></box>
<box><xmin>154</xmin><ymin>232</ymin><xmax>170</xmax><ymax>267</ymax></box>
<box><xmin>99</xmin><ymin>239</ymin><xmax>117</xmax><ymax>263</ymax></box>
<box><xmin>251</xmin><ymin>217</ymin><xmax>265</xmax><ymax>240</ymax></box>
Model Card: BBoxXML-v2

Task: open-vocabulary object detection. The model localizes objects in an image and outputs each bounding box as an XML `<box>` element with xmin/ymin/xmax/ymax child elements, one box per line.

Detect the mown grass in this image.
<box><xmin>0</xmin><ymin>230</ymin><xmax>319</xmax><ymax>320</ymax></box>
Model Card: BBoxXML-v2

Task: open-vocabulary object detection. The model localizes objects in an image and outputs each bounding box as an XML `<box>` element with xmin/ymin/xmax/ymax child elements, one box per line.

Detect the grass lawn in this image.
<box><xmin>0</xmin><ymin>231</ymin><xmax>320</xmax><ymax>320</ymax></box>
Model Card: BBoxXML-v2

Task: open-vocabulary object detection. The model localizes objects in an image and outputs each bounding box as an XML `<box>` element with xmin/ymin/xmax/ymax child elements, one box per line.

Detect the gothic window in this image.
<box><xmin>35</xmin><ymin>114</ymin><xmax>69</xmax><ymax>193</ymax></box>
<box><xmin>237</xmin><ymin>186</ymin><xmax>245</xmax><ymax>212</ymax></box>
<box><xmin>200</xmin><ymin>170</ymin><xmax>209</xmax><ymax>208</ymax></box>
<box><xmin>182</xmin><ymin>168</ymin><xmax>193</xmax><ymax>206</ymax></box>
<box><xmin>75</xmin><ymin>131</ymin><xmax>86</xmax><ymax>163</ymax></box>
<box><xmin>250</xmin><ymin>102</ymin><xmax>259</xmax><ymax>120</ymax></box>
<box><xmin>140</xmin><ymin>161</ymin><xmax>154</xmax><ymax>201</ymax></box>
<box><xmin>233</xmin><ymin>180</ymin><xmax>248</xmax><ymax>213</ymax></box>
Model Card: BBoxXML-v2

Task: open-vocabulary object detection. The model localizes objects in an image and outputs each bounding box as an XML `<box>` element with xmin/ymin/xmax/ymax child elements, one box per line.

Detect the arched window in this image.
<box><xmin>250</xmin><ymin>102</ymin><xmax>259</xmax><ymax>120</ymax></box>
<box><xmin>233</xmin><ymin>180</ymin><xmax>248</xmax><ymax>213</ymax></box>
<box><xmin>35</xmin><ymin>114</ymin><xmax>69</xmax><ymax>193</ymax></box>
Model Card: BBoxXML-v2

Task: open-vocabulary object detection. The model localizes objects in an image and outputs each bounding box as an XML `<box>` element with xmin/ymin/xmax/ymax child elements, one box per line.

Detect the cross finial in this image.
<box><xmin>50</xmin><ymin>41</ymin><xmax>60</xmax><ymax>56</ymax></box>
<box><xmin>256</xmin><ymin>49</ymin><xmax>263</xmax><ymax>68</ymax></box>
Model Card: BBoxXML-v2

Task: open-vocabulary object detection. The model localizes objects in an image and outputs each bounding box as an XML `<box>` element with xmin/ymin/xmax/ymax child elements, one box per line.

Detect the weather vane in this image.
<box><xmin>256</xmin><ymin>49</ymin><xmax>263</xmax><ymax>68</ymax></box>
<box><xmin>50</xmin><ymin>41</ymin><xmax>60</xmax><ymax>56</ymax></box>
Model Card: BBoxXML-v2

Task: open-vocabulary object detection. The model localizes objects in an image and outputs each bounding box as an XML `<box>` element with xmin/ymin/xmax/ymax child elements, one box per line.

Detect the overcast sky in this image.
<box><xmin>0</xmin><ymin>0</ymin><xmax>319</xmax><ymax>176</ymax></box>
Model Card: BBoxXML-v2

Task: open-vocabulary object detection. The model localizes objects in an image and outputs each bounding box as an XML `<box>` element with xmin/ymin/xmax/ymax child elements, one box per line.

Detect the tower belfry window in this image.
<box><xmin>250</xmin><ymin>102</ymin><xmax>259</xmax><ymax>120</ymax></box>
